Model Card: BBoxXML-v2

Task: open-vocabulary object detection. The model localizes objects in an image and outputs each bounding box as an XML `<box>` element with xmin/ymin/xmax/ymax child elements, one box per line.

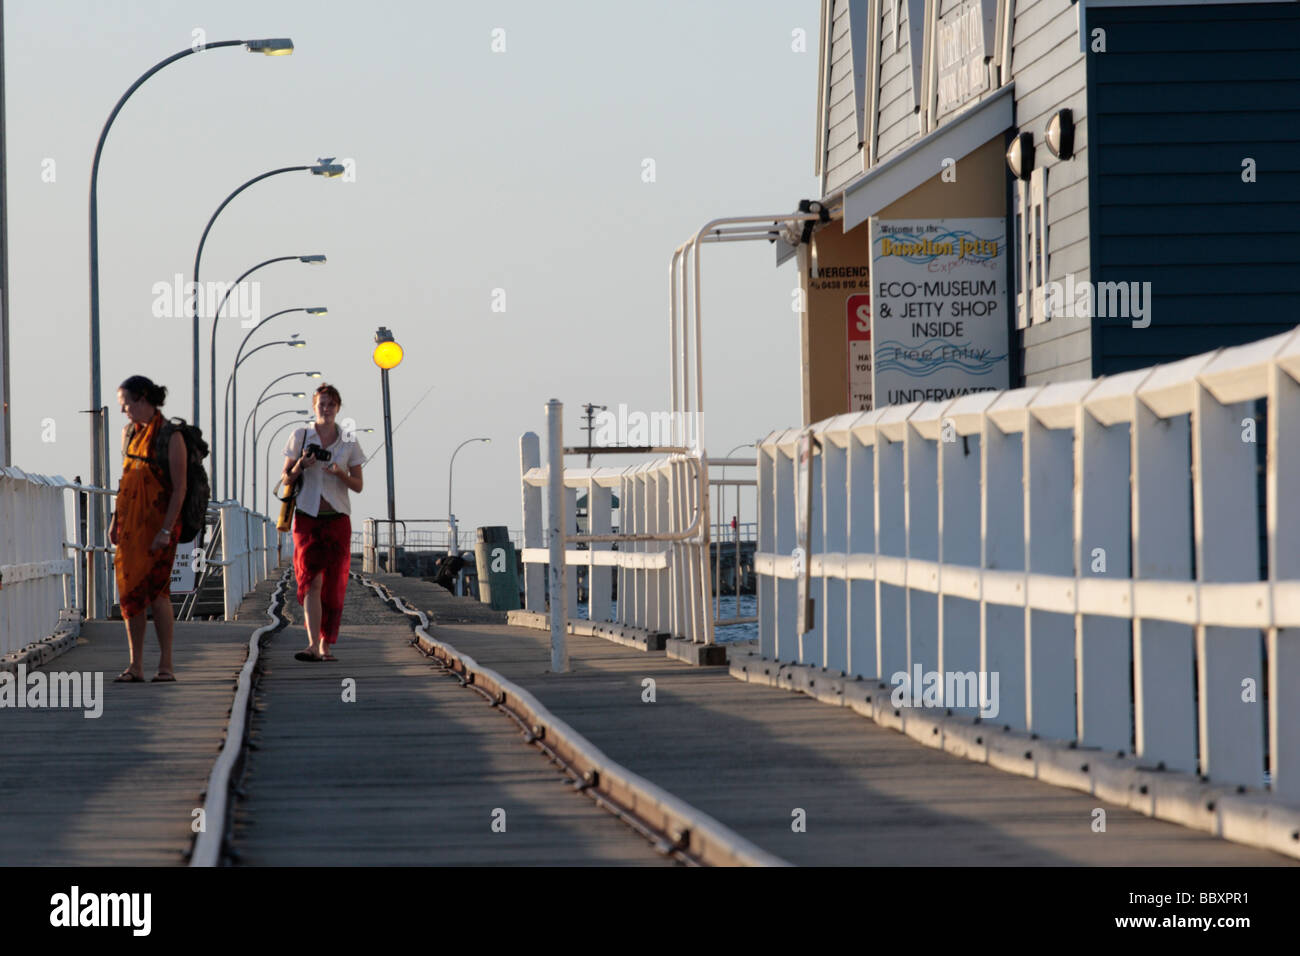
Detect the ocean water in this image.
<box><xmin>573</xmin><ymin>594</ymin><xmax>758</xmax><ymax>644</ymax></box>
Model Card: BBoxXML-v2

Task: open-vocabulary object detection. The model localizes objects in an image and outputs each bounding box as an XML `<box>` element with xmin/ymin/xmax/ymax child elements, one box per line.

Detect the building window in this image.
<box><xmin>1016</xmin><ymin>166</ymin><xmax>1048</xmax><ymax>328</ymax></box>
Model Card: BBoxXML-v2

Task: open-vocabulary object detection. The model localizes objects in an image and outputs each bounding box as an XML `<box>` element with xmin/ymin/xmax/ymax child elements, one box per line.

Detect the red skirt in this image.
<box><xmin>292</xmin><ymin>511</ymin><xmax>351</xmax><ymax>643</ymax></box>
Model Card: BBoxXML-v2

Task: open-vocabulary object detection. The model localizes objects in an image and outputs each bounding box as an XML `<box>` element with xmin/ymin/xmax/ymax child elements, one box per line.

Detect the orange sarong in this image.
<box><xmin>115</xmin><ymin>412</ymin><xmax>180</xmax><ymax>617</ymax></box>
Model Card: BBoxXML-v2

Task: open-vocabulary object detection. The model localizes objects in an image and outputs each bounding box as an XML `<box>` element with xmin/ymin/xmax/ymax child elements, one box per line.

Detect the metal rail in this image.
<box><xmin>355</xmin><ymin>572</ymin><xmax>788</xmax><ymax>867</ymax></box>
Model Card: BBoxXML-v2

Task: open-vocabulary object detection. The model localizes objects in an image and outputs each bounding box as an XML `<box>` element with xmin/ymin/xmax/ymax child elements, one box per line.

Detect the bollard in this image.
<box><xmin>546</xmin><ymin>399</ymin><xmax>569</xmax><ymax>672</ymax></box>
<box><xmin>474</xmin><ymin>526</ymin><xmax>521</xmax><ymax>611</ymax></box>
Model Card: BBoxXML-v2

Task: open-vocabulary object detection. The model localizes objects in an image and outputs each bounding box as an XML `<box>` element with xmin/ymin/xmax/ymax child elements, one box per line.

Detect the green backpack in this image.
<box><xmin>122</xmin><ymin>418</ymin><xmax>212</xmax><ymax>544</ymax></box>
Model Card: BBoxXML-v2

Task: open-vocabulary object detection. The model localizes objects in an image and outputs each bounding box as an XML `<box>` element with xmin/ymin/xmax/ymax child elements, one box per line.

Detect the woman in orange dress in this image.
<box><xmin>109</xmin><ymin>375</ymin><xmax>187</xmax><ymax>683</ymax></box>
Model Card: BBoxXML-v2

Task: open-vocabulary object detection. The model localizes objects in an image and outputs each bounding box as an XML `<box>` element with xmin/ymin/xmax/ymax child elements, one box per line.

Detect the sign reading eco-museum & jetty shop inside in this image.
<box><xmin>868</xmin><ymin>218</ymin><xmax>1009</xmax><ymax>406</ymax></box>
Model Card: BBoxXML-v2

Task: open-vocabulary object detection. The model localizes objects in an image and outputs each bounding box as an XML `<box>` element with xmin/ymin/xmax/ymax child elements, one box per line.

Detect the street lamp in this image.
<box><xmin>207</xmin><ymin>253</ymin><xmax>326</xmax><ymax>487</ymax></box>
<box><xmin>246</xmin><ymin>407</ymin><xmax>310</xmax><ymax>511</ymax></box>
<box><xmin>222</xmin><ymin>337</ymin><xmax>308</xmax><ymax>497</ymax></box>
<box><xmin>263</xmin><ymin>417</ymin><xmax>315</xmax><ymax>516</ymax></box>
<box><xmin>225</xmin><ymin>307</ymin><xmax>326</xmax><ymax>496</ymax></box>
<box><xmin>240</xmin><ymin>391</ymin><xmax>307</xmax><ymax>506</ymax></box>
<box><xmin>86</xmin><ymin>36</ymin><xmax>295</xmax><ymax>619</ymax></box>
<box><xmin>192</xmin><ymin>160</ymin><xmax>342</xmax><ymax>425</ymax></box>
<box><xmin>448</xmin><ymin>437</ymin><xmax>491</xmax><ymax>557</ymax></box>
<box><xmin>229</xmin><ymin>367</ymin><xmax>320</xmax><ymax>497</ymax></box>
<box><xmin>373</xmin><ymin>327</ymin><xmax>403</xmax><ymax>571</ymax></box>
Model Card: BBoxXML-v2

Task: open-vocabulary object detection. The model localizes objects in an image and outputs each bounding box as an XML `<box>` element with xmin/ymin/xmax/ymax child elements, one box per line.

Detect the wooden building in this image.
<box><xmin>788</xmin><ymin>0</ymin><xmax>1300</xmax><ymax>424</ymax></box>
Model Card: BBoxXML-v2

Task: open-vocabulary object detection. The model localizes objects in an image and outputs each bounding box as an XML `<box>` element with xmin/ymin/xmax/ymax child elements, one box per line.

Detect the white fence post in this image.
<box><xmin>875</xmin><ymin>422</ymin><xmax>906</xmax><ymax>683</ymax></box>
<box><xmin>821</xmin><ymin>431</ymin><xmax>848</xmax><ymax>673</ymax></box>
<box><xmin>1268</xmin><ymin>360</ymin><xmax>1300</xmax><ymax>801</ymax></box>
<box><xmin>847</xmin><ymin>427</ymin><xmax>876</xmax><ymax>679</ymax></box>
<box><xmin>220</xmin><ymin>503</ymin><xmax>238</xmax><ymax>620</ymax></box>
<box><xmin>1075</xmin><ymin>403</ymin><xmax>1133</xmax><ymax>751</ymax></box>
<box><xmin>1024</xmin><ymin>406</ymin><xmax>1076</xmax><ymax>740</ymax></box>
<box><xmin>938</xmin><ymin>412</ymin><xmax>980</xmax><ymax>713</ymax></box>
<box><xmin>1193</xmin><ymin>383</ymin><xmax>1265</xmax><ymax>787</ymax></box>
<box><xmin>519</xmin><ymin>432</ymin><xmax>545</xmax><ymax>612</ymax></box>
<box><xmin>981</xmin><ymin>407</ymin><xmax>1025</xmax><ymax>731</ymax></box>
<box><xmin>904</xmin><ymin>415</ymin><xmax>938</xmax><ymax>682</ymax></box>
<box><xmin>1131</xmin><ymin>396</ymin><xmax>1196</xmax><ymax>773</ymax></box>
<box><xmin>545</xmin><ymin>400</ymin><xmax>568</xmax><ymax>672</ymax></box>
<box><xmin>589</xmin><ymin>480</ymin><xmax>612</xmax><ymax>622</ymax></box>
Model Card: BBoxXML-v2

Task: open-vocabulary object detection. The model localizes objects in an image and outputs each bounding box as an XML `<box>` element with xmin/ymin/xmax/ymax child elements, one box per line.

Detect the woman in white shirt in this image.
<box><xmin>281</xmin><ymin>383</ymin><xmax>364</xmax><ymax>661</ymax></box>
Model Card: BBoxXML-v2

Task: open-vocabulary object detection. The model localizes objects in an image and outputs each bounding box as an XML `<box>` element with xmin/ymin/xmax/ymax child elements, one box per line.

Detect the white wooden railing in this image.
<box><xmin>755</xmin><ymin>328</ymin><xmax>1300</xmax><ymax>803</ymax></box>
<box><xmin>518</xmin><ymin>410</ymin><xmax>741</xmax><ymax>652</ymax></box>
<box><xmin>0</xmin><ymin>464</ymin><xmax>289</xmax><ymax>651</ymax></box>
<box><xmin>0</xmin><ymin>468</ymin><xmax>77</xmax><ymax>656</ymax></box>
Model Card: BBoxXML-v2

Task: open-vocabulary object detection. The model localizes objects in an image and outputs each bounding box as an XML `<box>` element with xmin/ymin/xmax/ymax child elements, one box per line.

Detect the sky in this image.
<box><xmin>5</xmin><ymin>0</ymin><xmax>820</xmax><ymax>534</ymax></box>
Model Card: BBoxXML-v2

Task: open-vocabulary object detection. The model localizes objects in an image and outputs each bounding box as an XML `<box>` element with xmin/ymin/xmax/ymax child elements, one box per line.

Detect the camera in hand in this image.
<box><xmin>305</xmin><ymin>444</ymin><xmax>332</xmax><ymax>462</ymax></box>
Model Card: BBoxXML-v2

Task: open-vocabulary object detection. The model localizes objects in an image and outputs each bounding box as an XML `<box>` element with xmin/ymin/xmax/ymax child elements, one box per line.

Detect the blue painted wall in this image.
<box><xmin>1086</xmin><ymin>3</ymin><xmax>1300</xmax><ymax>375</ymax></box>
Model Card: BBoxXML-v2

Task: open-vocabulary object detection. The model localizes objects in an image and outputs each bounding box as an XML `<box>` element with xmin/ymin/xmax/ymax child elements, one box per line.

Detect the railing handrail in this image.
<box><xmin>752</xmin><ymin>324</ymin><xmax>1300</xmax><ymax>807</ymax></box>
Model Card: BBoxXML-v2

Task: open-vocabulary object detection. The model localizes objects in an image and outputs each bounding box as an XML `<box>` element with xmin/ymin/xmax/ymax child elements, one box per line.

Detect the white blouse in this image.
<box><xmin>283</xmin><ymin>425</ymin><xmax>364</xmax><ymax>517</ymax></box>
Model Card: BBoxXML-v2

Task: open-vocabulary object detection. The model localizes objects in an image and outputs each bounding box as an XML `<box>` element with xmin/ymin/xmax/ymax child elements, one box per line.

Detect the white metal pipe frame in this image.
<box><xmin>0</xmin><ymin>470</ymin><xmax>290</xmax><ymax>654</ymax></box>
<box><xmin>518</xmin><ymin>208</ymin><xmax>839</xmax><ymax>658</ymax></box>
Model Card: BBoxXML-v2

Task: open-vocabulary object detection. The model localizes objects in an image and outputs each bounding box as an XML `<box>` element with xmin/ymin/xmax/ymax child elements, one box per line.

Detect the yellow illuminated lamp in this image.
<box><xmin>373</xmin><ymin>340</ymin><xmax>403</xmax><ymax>370</ymax></box>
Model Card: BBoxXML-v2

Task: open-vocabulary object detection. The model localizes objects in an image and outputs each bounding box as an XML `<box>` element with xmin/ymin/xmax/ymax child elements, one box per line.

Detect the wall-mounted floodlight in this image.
<box><xmin>1045</xmin><ymin>109</ymin><xmax>1075</xmax><ymax>161</ymax></box>
<box><xmin>1006</xmin><ymin>132</ymin><xmax>1034</xmax><ymax>181</ymax></box>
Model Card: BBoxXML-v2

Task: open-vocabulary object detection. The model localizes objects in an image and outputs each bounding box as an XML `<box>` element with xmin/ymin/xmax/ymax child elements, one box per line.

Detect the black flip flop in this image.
<box><xmin>322</xmin><ymin>654</ymin><xmax>339</xmax><ymax>662</ymax></box>
<box><xmin>114</xmin><ymin>670</ymin><xmax>146</xmax><ymax>683</ymax></box>
<box><xmin>294</xmin><ymin>650</ymin><xmax>322</xmax><ymax>662</ymax></box>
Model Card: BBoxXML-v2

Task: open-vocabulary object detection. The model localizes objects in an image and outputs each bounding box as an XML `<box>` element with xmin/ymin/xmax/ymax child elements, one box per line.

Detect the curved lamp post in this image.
<box><xmin>207</xmin><ymin>253</ymin><xmax>325</xmax><ymax>486</ymax></box>
<box><xmin>86</xmin><ymin>36</ymin><xmax>294</xmax><ymax>619</ymax></box>
<box><xmin>263</xmin><ymin>421</ymin><xmax>372</xmax><ymax>515</ymax></box>
<box><xmin>192</xmin><ymin>161</ymin><xmax>342</xmax><ymax>428</ymax></box>
<box><xmin>448</xmin><ymin>437</ymin><xmax>491</xmax><ymax>556</ymax></box>
<box><xmin>222</xmin><ymin>338</ymin><xmax>307</xmax><ymax>497</ymax></box>
<box><xmin>228</xmin><ymin>367</ymin><xmax>320</xmax><ymax>496</ymax></box>
<box><xmin>240</xmin><ymin>390</ymin><xmax>306</xmax><ymax>506</ymax></box>
<box><xmin>263</xmin><ymin>417</ymin><xmax>315</xmax><ymax>516</ymax></box>
<box><xmin>246</xmin><ymin>406</ymin><xmax>309</xmax><ymax>510</ymax></box>
<box><xmin>225</xmin><ymin>307</ymin><xmax>325</xmax><ymax>496</ymax></box>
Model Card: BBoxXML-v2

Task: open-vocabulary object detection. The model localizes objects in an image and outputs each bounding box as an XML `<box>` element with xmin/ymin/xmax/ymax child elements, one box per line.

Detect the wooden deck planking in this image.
<box><xmin>230</xmin><ymin>590</ymin><xmax>673</xmax><ymax>866</ymax></box>
<box><xmin>0</xmin><ymin>620</ymin><xmax>255</xmax><ymax>866</ymax></box>
<box><xmin>364</xmin><ymin>573</ymin><xmax>1295</xmax><ymax>866</ymax></box>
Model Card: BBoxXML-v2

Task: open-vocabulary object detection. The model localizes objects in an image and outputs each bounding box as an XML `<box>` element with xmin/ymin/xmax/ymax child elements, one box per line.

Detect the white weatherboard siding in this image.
<box><xmin>875</xmin><ymin>0</ymin><xmax>918</xmax><ymax>164</ymax></box>
<box><xmin>824</xmin><ymin>0</ymin><xmax>863</xmax><ymax>195</ymax></box>
<box><xmin>1012</xmin><ymin>0</ymin><xmax>1093</xmax><ymax>384</ymax></box>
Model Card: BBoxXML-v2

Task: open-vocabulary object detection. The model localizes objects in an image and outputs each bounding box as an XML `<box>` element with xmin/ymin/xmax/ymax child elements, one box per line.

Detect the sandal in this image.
<box><xmin>151</xmin><ymin>672</ymin><xmax>177</xmax><ymax>682</ymax></box>
<box><xmin>114</xmin><ymin>669</ymin><xmax>146</xmax><ymax>683</ymax></box>
<box><xmin>322</xmin><ymin>654</ymin><xmax>339</xmax><ymax>662</ymax></box>
<box><xmin>294</xmin><ymin>650</ymin><xmax>323</xmax><ymax>662</ymax></box>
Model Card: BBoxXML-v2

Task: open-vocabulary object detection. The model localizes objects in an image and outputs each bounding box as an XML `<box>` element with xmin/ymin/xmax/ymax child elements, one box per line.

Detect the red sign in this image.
<box><xmin>847</xmin><ymin>293</ymin><xmax>872</xmax><ymax>411</ymax></box>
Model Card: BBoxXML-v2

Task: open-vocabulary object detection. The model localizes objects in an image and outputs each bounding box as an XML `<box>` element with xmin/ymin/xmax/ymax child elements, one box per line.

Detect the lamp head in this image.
<box><xmin>306</xmin><ymin>371</ymin><xmax>323</xmax><ymax>379</ymax></box>
<box><xmin>245</xmin><ymin>38</ymin><xmax>294</xmax><ymax>55</ymax></box>
<box><xmin>311</xmin><ymin>157</ymin><xmax>346</xmax><ymax>177</ymax></box>
<box><xmin>292</xmin><ymin>392</ymin><xmax>307</xmax><ymax>399</ymax></box>
<box><xmin>299</xmin><ymin>255</ymin><xmax>327</xmax><ymax>264</ymax></box>
<box><xmin>306</xmin><ymin>307</ymin><xmax>328</xmax><ymax>315</ymax></box>
<box><xmin>289</xmin><ymin>340</ymin><xmax>306</xmax><ymax>349</ymax></box>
